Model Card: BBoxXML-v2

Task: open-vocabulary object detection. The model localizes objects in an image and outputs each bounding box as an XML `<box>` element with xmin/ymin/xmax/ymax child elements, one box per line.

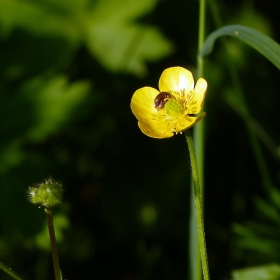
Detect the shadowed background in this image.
<box><xmin>0</xmin><ymin>0</ymin><xmax>280</xmax><ymax>279</ymax></box>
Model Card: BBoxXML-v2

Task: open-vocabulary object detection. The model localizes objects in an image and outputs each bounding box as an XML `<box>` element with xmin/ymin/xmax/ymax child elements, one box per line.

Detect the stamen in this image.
<box><xmin>165</xmin><ymin>99</ymin><xmax>184</xmax><ymax>117</ymax></box>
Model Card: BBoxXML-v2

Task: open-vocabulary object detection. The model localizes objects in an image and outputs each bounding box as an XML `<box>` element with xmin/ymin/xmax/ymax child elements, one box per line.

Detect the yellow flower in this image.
<box><xmin>130</xmin><ymin>66</ymin><xmax>208</xmax><ymax>138</ymax></box>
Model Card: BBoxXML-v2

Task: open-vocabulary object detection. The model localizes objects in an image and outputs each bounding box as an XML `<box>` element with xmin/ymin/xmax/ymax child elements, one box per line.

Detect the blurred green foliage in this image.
<box><xmin>0</xmin><ymin>0</ymin><xmax>280</xmax><ymax>279</ymax></box>
<box><xmin>0</xmin><ymin>0</ymin><xmax>173</xmax><ymax>77</ymax></box>
<box><xmin>232</xmin><ymin>264</ymin><xmax>280</xmax><ymax>280</ymax></box>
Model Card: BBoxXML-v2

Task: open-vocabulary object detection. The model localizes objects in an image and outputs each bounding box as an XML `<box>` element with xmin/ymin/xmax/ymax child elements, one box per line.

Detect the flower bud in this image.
<box><xmin>28</xmin><ymin>178</ymin><xmax>63</xmax><ymax>208</ymax></box>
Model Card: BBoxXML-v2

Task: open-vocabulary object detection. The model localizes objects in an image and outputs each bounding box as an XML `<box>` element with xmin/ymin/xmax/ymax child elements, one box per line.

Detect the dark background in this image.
<box><xmin>0</xmin><ymin>0</ymin><xmax>280</xmax><ymax>279</ymax></box>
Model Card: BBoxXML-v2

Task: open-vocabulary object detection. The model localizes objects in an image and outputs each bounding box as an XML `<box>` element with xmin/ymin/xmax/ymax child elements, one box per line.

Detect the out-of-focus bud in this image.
<box><xmin>28</xmin><ymin>178</ymin><xmax>63</xmax><ymax>208</ymax></box>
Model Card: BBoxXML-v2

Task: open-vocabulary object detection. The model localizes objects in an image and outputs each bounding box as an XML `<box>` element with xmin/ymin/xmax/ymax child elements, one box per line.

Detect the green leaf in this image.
<box><xmin>232</xmin><ymin>264</ymin><xmax>280</xmax><ymax>280</ymax></box>
<box><xmin>0</xmin><ymin>0</ymin><xmax>81</xmax><ymax>79</ymax></box>
<box><xmin>0</xmin><ymin>0</ymin><xmax>172</xmax><ymax>75</ymax></box>
<box><xmin>85</xmin><ymin>0</ymin><xmax>173</xmax><ymax>76</ymax></box>
<box><xmin>0</xmin><ymin>0</ymin><xmax>80</xmax><ymax>40</ymax></box>
<box><xmin>200</xmin><ymin>25</ymin><xmax>280</xmax><ymax>69</ymax></box>
<box><xmin>23</xmin><ymin>76</ymin><xmax>91</xmax><ymax>141</ymax></box>
<box><xmin>254</xmin><ymin>197</ymin><xmax>280</xmax><ymax>225</ymax></box>
<box><xmin>0</xmin><ymin>76</ymin><xmax>91</xmax><ymax>143</ymax></box>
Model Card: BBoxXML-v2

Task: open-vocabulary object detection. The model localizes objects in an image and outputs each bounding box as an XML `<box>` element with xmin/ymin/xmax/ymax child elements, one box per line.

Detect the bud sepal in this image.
<box><xmin>28</xmin><ymin>178</ymin><xmax>63</xmax><ymax>208</ymax></box>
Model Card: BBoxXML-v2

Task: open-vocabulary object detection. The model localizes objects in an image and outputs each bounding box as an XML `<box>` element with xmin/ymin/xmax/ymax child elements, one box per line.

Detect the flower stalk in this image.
<box><xmin>189</xmin><ymin>0</ymin><xmax>207</xmax><ymax>279</ymax></box>
<box><xmin>185</xmin><ymin>129</ymin><xmax>210</xmax><ymax>280</ymax></box>
<box><xmin>45</xmin><ymin>208</ymin><xmax>61</xmax><ymax>280</ymax></box>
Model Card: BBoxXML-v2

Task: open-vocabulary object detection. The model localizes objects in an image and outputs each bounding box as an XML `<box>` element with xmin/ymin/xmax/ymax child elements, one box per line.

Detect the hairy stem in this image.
<box><xmin>45</xmin><ymin>209</ymin><xmax>61</xmax><ymax>280</ymax></box>
<box><xmin>189</xmin><ymin>0</ymin><xmax>207</xmax><ymax>279</ymax></box>
<box><xmin>186</xmin><ymin>129</ymin><xmax>210</xmax><ymax>280</ymax></box>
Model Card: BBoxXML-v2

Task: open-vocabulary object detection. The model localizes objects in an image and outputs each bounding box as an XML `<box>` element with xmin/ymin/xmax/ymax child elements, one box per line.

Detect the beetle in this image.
<box><xmin>154</xmin><ymin>92</ymin><xmax>173</xmax><ymax>109</ymax></box>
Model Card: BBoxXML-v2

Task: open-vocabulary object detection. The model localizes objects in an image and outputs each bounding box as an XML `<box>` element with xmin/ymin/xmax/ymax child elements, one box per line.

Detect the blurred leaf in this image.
<box><xmin>0</xmin><ymin>0</ymin><xmax>173</xmax><ymax>76</ymax></box>
<box><xmin>0</xmin><ymin>0</ymin><xmax>81</xmax><ymax>80</ymax></box>
<box><xmin>85</xmin><ymin>0</ymin><xmax>173</xmax><ymax>76</ymax></box>
<box><xmin>200</xmin><ymin>25</ymin><xmax>280</xmax><ymax>70</ymax></box>
<box><xmin>41</xmin><ymin>0</ymin><xmax>89</xmax><ymax>14</ymax></box>
<box><xmin>254</xmin><ymin>197</ymin><xmax>280</xmax><ymax>226</ymax></box>
<box><xmin>233</xmin><ymin>223</ymin><xmax>255</xmax><ymax>238</ymax></box>
<box><xmin>23</xmin><ymin>76</ymin><xmax>91</xmax><ymax>141</ymax></box>
<box><xmin>0</xmin><ymin>141</ymin><xmax>24</xmax><ymax>174</ymax></box>
<box><xmin>232</xmin><ymin>264</ymin><xmax>280</xmax><ymax>280</ymax></box>
<box><xmin>267</xmin><ymin>187</ymin><xmax>280</xmax><ymax>211</ymax></box>
<box><xmin>0</xmin><ymin>76</ymin><xmax>91</xmax><ymax>142</ymax></box>
<box><xmin>0</xmin><ymin>0</ymin><xmax>80</xmax><ymax>39</ymax></box>
<box><xmin>0</xmin><ymin>32</ymin><xmax>75</xmax><ymax>81</ymax></box>
<box><xmin>233</xmin><ymin>221</ymin><xmax>280</xmax><ymax>260</ymax></box>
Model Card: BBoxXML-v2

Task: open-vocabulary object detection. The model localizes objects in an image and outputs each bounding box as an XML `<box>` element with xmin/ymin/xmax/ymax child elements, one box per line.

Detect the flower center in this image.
<box><xmin>154</xmin><ymin>92</ymin><xmax>184</xmax><ymax>118</ymax></box>
<box><xmin>164</xmin><ymin>99</ymin><xmax>183</xmax><ymax>117</ymax></box>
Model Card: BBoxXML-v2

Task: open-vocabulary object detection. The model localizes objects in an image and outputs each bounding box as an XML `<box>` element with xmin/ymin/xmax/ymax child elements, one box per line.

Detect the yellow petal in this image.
<box><xmin>184</xmin><ymin>112</ymin><xmax>206</xmax><ymax>130</ymax></box>
<box><xmin>138</xmin><ymin>113</ymin><xmax>205</xmax><ymax>139</ymax></box>
<box><xmin>138</xmin><ymin>121</ymin><xmax>173</xmax><ymax>138</ymax></box>
<box><xmin>187</xmin><ymin>78</ymin><xmax>208</xmax><ymax>114</ymax></box>
<box><xmin>172</xmin><ymin>114</ymin><xmax>204</xmax><ymax>132</ymax></box>
<box><xmin>130</xmin><ymin>86</ymin><xmax>159</xmax><ymax>122</ymax></box>
<box><xmin>158</xmin><ymin>67</ymin><xmax>194</xmax><ymax>92</ymax></box>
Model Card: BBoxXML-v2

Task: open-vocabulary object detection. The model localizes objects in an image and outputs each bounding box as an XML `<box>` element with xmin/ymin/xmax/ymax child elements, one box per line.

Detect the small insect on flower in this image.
<box><xmin>130</xmin><ymin>66</ymin><xmax>208</xmax><ymax>138</ymax></box>
<box><xmin>154</xmin><ymin>92</ymin><xmax>174</xmax><ymax>109</ymax></box>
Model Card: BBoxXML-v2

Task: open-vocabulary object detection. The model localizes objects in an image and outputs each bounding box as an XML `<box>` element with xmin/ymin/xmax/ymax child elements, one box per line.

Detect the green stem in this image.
<box><xmin>197</xmin><ymin>0</ymin><xmax>206</xmax><ymax>78</ymax></box>
<box><xmin>189</xmin><ymin>0</ymin><xmax>207</xmax><ymax>279</ymax></box>
<box><xmin>185</xmin><ymin>129</ymin><xmax>210</xmax><ymax>280</ymax></box>
<box><xmin>0</xmin><ymin>261</ymin><xmax>23</xmax><ymax>280</ymax></box>
<box><xmin>45</xmin><ymin>209</ymin><xmax>61</xmax><ymax>280</ymax></box>
<box><xmin>189</xmin><ymin>120</ymin><xmax>205</xmax><ymax>280</ymax></box>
